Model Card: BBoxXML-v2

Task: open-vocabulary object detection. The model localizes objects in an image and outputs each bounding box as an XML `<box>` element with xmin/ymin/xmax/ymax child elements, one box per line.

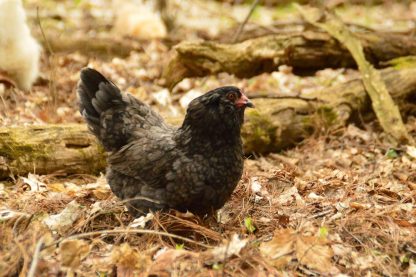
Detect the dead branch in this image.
<box><xmin>163</xmin><ymin>26</ymin><xmax>416</xmax><ymax>88</ymax></box>
<box><xmin>297</xmin><ymin>5</ymin><xmax>413</xmax><ymax>144</ymax></box>
<box><xmin>38</xmin><ymin>35</ymin><xmax>143</xmax><ymax>57</ymax></box>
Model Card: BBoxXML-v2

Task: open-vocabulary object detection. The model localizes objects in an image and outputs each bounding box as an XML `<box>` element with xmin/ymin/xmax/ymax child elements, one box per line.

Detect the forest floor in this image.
<box><xmin>1</xmin><ymin>0</ymin><xmax>416</xmax><ymax>276</ymax></box>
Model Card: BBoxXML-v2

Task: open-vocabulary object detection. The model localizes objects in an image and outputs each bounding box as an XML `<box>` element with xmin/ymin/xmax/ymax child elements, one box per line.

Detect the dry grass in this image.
<box><xmin>1</xmin><ymin>0</ymin><xmax>416</xmax><ymax>275</ymax></box>
<box><xmin>2</xmin><ymin>123</ymin><xmax>415</xmax><ymax>275</ymax></box>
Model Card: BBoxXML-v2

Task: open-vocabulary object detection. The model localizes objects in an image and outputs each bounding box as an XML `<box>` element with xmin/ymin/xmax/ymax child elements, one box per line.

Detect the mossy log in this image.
<box><xmin>1</xmin><ymin>63</ymin><xmax>416</xmax><ymax>179</ymax></box>
<box><xmin>242</xmin><ymin>61</ymin><xmax>416</xmax><ymax>153</ymax></box>
<box><xmin>164</xmin><ymin>27</ymin><xmax>416</xmax><ymax>88</ymax></box>
<box><xmin>0</xmin><ymin>124</ymin><xmax>105</xmax><ymax>179</ymax></box>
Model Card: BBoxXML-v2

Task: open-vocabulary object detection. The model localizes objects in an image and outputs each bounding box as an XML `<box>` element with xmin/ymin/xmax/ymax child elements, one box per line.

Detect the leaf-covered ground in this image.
<box><xmin>1</xmin><ymin>0</ymin><xmax>416</xmax><ymax>276</ymax></box>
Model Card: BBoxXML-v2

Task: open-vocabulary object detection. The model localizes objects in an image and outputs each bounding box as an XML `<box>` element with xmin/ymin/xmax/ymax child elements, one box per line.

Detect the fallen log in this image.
<box><xmin>163</xmin><ymin>26</ymin><xmax>416</xmax><ymax>88</ymax></box>
<box><xmin>297</xmin><ymin>5</ymin><xmax>413</xmax><ymax>144</ymax></box>
<box><xmin>38</xmin><ymin>35</ymin><xmax>143</xmax><ymax>58</ymax></box>
<box><xmin>242</xmin><ymin>60</ymin><xmax>416</xmax><ymax>153</ymax></box>
<box><xmin>0</xmin><ymin>124</ymin><xmax>105</xmax><ymax>179</ymax></box>
<box><xmin>1</xmin><ymin>61</ymin><xmax>416</xmax><ymax>179</ymax></box>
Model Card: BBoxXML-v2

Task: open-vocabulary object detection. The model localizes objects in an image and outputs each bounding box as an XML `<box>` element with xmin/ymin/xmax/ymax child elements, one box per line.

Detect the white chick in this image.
<box><xmin>0</xmin><ymin>0</ymin><xmax>41</xmax><ymax>91</ymax></box>
<box><xmin>113</xmin><ymin>0</ymin><xmax>167</xmax><ymax>40</ymax></box>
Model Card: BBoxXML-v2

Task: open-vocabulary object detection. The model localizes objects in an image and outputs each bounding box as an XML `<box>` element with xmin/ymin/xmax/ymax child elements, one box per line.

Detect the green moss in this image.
<box><xmin>316</xmin><ymin>106</ymin><xmax>338</xmax><ymax>127</ymax></box>
<box><xmin>273</xmin><ymin>3</ymin><xmax>297</xmax><ymax>20</ymax></box>
<box><xmin>300</xmin><ymin>115</ymin><xmax>316</xmax><ymax>133</ymax></box>
<box><xmin>0</xmin><ymin>142</ymin><xmax>50</xmax><ymax>178</ymax></box>
<box><xmin>78</xmin><ymin>144</ymin><xmax>107</xmax><ymax>174</ymax></box>
<box><xmin>0</xmin><ymin>125</ymin><xmax>108</xmax><ymax>178</ymax></box>
<box><xmin>386</xmin><ymin>56</ymin><xmax>416</xmax><ymax>70</ymax></box>
<box><xmin>242</xmin><ymin>109</ymin><xmax>277</xmax><ymax>154</ymax></box>
<box><xmin>0</xmin><ymin>131</ymin><xmax>50</xmax><ymax>166</ymax></box>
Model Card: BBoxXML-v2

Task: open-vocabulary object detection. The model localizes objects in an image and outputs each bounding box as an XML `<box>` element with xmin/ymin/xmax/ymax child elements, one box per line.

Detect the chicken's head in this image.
<box><xmin>182</xmin><ymin>86</ymin><xmax>254</xmax><ymax>136</ymax></box>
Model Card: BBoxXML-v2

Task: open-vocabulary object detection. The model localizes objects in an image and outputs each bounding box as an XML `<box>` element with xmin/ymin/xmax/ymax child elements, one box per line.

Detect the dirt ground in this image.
<box><xmin>1</xmin><ymin>0</ymin><xmax>416</xmax><ymax>276</ymax></box>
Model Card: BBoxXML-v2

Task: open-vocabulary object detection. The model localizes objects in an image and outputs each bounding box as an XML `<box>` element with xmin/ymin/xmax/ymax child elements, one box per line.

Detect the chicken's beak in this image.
<box><xmin>245</xmin><ymin>100</ymin><xmax>255</xmax><ymax>108</ymax></box>
<box><xmin>236</xmin><ymin>93</ymin><xmax>255</xmax><ymax>108</ymax></box>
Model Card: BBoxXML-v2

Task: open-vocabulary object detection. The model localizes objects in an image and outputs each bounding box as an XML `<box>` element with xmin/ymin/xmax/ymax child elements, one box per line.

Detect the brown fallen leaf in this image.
<box><xmin>296</xmin><ymin>235</ymin><xmax>337</xmax><ymax>273</ymax></box>
<box><xmin>260</xmin><ymin>228</ymin><xmax>339</xmax><ymax>274</ymax></box>
<box><xmin>43</xmin><ymin>200</ymin><xmax>84</xmax><ymax>235</ymax></box>
<box><xmin>202</xmin><ymin>234</ymin><xmax>248</xmax><ymax>265</ymax></box>
<box><xmin>149</xmin><ymin>235</ymin><xmax>247</xmax><ymax>275</ymax></box>
<box><xmin>92</xmin><ymin>187</ymin><xmax>112</xmax><ymax>200</ymax></box>
<box><xmin>260</xmin><ymin>229</ymin><xmax>295</xmax><ymax>269</ymax></box>
<box><xmin>47</xmin><ymin>183</ymin><xmax>67</xmax><ymax>193</ymax></box>
<box><xmin>149</xmin><ymin>249</ymin><xmax>201</xmax><ymax>277</ymax></box>
<box><xmin>60</xmin><ymin>239</ymin><xmax>90</xmax><ymax>269</ymax></box>
<box><xmin>111</xmin><ymin>243</ymin><xmax>151</xmax><ymax>275</ymax></box>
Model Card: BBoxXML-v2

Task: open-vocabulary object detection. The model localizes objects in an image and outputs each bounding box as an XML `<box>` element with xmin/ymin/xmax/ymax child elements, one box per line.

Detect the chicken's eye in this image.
<box><xmin>227</xmin><ymin>93</ymin><xmax>236</xmax><ymax>101</ymax></box>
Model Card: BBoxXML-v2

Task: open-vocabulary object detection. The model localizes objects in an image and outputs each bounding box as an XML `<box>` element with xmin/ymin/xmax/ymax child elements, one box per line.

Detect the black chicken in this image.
<box><xmin>77</xmin><ymin>68</ymin><xmax>254</xmax><ymax>216</ymax></box>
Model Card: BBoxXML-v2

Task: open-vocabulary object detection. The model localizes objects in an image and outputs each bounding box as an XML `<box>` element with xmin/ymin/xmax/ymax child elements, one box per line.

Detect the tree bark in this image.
<box><xmin>163</xmin><ymin>26</ymin><xmax>416</xmax><ymax>89</ymax></box>
<box><xmin>1</xmin><ymin>62</ymin><xmax>416</xmax><ymax>179</ymax></box>
<box><xmin>242</xmin><ymin>61</ymin><xmax>416</xmax><ymax>153</ymax></box>
<box><xmin>0</xmin><ymin>124</ymin><xmax>105</xmax><ymax>179</ymax></box>
<box><xmin>297</xmin><ymin>6</ymin><xmax>413</xmax><ymax>144</ymax></box>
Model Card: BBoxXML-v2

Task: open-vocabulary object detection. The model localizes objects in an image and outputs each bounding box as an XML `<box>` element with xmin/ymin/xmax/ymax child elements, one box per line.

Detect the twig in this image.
<box><xmin>342</xmin><ymin>227</ymin><xmax>364</xmax><ymax>246</ymax></box>
<box><xmin>152</xmin><ymin>212</ymin><xmax>177</xmax><ymax>247</ymax></box>
<box><xmin>12</xmin><ymin>213</ymin><xmax>33</xmax><ymax>236</ymax></box>
<box><xmin>27</xmin><ymin>237</ymin><xmax>45</xmax><ymax>277</ymax></box>
<box><xmin>36</xmin><ymin>7</ymin><xmax>53</xmax><ymax>55</ymax></box>
<box><xmin>232</xmin><ymin>0</ymin><xmax>260</xmax><ymax>43</ymax></box>
<box><xmin>247</xmin><ymin>94</ymin><xmax>321</xmax><ymax>102</ymax></box>
<box><xmin>14</xmin><ymin>238</ymin><xmax>30</xmax><ymax>275</ymax></box>
<box><xmin>36</xmin><ymin>6</ymin><xmax>58</xmax><ymax>108</ymax></box>
<box><xmin>47</xmin><ymin>229</ymin><xmax>213</xmax><ymax>249</ymax></box>
<box><xmin>307</xmin><ymin>208</ymin><xmax>333</xmax><ymax>219</ymax></box>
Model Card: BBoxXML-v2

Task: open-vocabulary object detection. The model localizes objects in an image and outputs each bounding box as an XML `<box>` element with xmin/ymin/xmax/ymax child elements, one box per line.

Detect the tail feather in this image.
<box><xmin>78</xmin><ymin>67</ymin><xmax>121</xmax><ymax>115</ymax></box>
<box><xmin>77</xmin><ymin>68</ymin><xmax>124</xmax><ymax>148</ymax></box>
<box><xmin>77</xmin><ymin>67</ymin><xmax>168</xmax><ymax>152</ymax></box>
